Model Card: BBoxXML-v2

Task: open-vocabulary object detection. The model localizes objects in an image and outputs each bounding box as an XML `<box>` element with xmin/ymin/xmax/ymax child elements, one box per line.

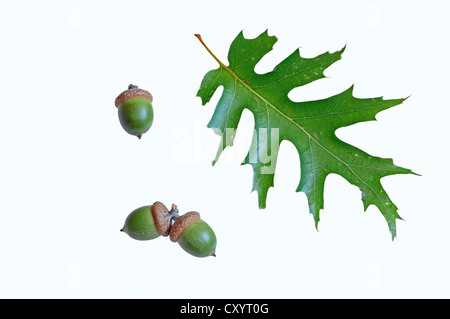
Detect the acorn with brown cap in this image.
<box><xmin>115</xmin><ymin>84</ymin><xmax>153</xmax><ymax>139</ymax></box>
<box><xmin>120</xmin><ymin>201</ymin><xmax>170</xmax><ymax>240</ymax></box>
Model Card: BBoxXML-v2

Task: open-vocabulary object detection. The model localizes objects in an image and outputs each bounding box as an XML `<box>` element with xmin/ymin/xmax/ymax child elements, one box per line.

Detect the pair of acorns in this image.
<box><xmin>120</xmin><ymin>202</ymin><xmax>217</xmax><ymax>257</ymax></box>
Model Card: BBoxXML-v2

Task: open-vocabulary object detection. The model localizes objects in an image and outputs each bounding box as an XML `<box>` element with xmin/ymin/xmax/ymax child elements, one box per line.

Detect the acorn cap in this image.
<box><xmin>169</xmin><ymin>211</ymin><xmax>200</xmax><ymax>242</ymax></box>
<box><xmin>115</xmin><ymin>87</ymin><xmax>153</xmax><ymax>108</ymax></box>
<box><xmin>151</xmin><ymin>201</ymin><xmax>170</xmax><ymax>237</ymax></box>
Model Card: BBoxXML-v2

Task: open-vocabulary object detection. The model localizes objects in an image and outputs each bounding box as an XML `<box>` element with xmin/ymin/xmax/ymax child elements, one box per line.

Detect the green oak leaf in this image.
<box><xmin>195</xmin><ymin>30</ymin><xmax>417</xmax><ymax>239</ymax></box>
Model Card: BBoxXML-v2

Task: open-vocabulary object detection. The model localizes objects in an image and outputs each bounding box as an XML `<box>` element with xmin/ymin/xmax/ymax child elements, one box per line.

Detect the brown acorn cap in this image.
<box><xmin>151</xmin><ymin>201</ymin><xmax>170</xmax><ymax>237</ymax></box>
<box><xmin>115</xmin><ymin>87</ymin><xmax>153</xmax><ymax>108</ymax></box>
<box><xmin>169</xmin><ymin>211</ymin><xmax>200</xmax><ymax>242</ymax></box>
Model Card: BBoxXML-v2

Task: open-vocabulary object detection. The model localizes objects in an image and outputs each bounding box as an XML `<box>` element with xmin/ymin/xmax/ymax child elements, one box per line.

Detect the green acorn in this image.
<box><xmin>120</xmin><ymin>202</ymin><xmax>170</xmax><ymax>240</ymax></box>
<box><xmin>115</xmin><ymin>84</ymin><xmax>154</xmax><ymax>139</ymax></box>
<box><xmin>169</xmin><ymin>210</ymin><xmax>217</xmax><ymax>257</ymax></box>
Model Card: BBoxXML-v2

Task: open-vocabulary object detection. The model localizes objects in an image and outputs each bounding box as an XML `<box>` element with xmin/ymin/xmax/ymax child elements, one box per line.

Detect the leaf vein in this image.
<box><xmin>251</xmin><ymin>53</ymin><xmax>337</xmax><ymax>89</ymax></box>
<box><xmin>291</xmin><ymin>102</ymin><xmax>394</xmax><ymax>121</ymax></box>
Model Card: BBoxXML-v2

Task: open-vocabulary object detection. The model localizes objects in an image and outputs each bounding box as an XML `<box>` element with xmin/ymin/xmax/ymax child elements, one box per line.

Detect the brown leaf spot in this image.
<box><xmin>314</xmin><ymin>131</ymin><xmax>320</xmax><ymax>140</ymax></box>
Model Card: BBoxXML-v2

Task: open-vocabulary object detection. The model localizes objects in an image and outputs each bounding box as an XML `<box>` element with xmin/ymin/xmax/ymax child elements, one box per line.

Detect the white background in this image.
<box><xmin>0</xmin><ymin>0</ymin><xmax>448</xmax><ymax>298</ymax></box>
